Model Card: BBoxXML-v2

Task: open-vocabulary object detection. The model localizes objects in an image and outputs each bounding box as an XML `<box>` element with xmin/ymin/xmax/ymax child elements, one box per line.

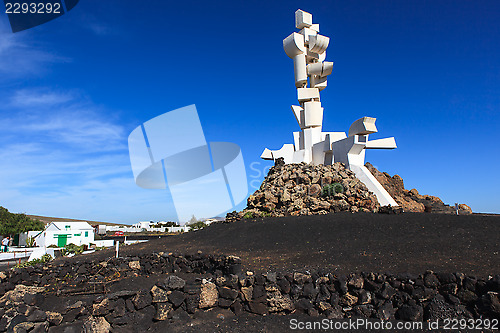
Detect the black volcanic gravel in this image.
<box><xmin>101</xmin><ymin>212</ymin><xmax>500</xmax><ymax>277</ymax></box>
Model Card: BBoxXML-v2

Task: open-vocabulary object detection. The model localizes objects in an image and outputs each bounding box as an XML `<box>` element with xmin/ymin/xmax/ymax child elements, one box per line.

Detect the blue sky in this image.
<box><xmin>0</xmin><ymin>0</ymin><xmax>499</xmax><ymax>223</ymax></box>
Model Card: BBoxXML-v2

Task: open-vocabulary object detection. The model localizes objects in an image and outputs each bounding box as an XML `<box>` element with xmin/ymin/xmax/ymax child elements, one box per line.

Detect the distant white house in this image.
<box><xmin>107</xmin><ymin>221</ymin><xmax>190</xmax><ymax>233</ymax></box>
<box><xmin>202</xmin><ymin>218</ymin><xmax>219</xmax><ymax>225</ymax></box>
<box><xmin>34</xmin><ymin>222</ymin><xmax>95</xmax><ymax>247</ymax></box>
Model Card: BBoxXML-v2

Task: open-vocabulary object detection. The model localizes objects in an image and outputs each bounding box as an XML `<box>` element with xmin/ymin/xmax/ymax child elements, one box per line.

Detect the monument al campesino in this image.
<box><xmin>261</xmin><ymin>9</ymin><xmax>398</xmax><ymax>207</ymax></box>
<box><xmin>128</xmin><ymin>9</ymin><xmax>400</xmax><ymax>221</ymax></box>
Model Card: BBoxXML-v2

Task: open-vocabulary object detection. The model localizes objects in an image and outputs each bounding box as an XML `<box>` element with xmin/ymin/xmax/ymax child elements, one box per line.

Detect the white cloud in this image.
<box><xmin>0</xmin><ymin>20</ymin><xmax>69</xmax><ymax>77</ymax></box>
<box><xmin>10</xmin><ymin>89</ymin><xmax>74</xmax><ymax>107</ymax></box>
<box><xmin>0</xmin><ymin>87</ymin><xmax>224</xmax><ymax>223</ymax></box>
<box><xmin>0</xmin><ymin>87</ymin><xmax>172</xmax><ymax>223</ymax></box>
<box><xmin>1</xmin><ymin>89</ymin><xmax>126</xmax><ymax>151</ymax></box>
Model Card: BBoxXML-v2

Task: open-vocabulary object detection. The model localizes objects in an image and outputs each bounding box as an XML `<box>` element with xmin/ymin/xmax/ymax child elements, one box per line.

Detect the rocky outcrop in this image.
<box><xmin>0</xmin><ymin>253</ymin><xmax>498</xmax><ymax>331</ymax></box>
<box><xmin>233</xmin><ymin>158</ymin><xmax>380</xmax><ymax>219</ymax></box>
<box><xmin>226</xmin><ymin>159</ymin><xmax>471</xmax><ymax>221</ymax></box>
<box><xmin>365</xmin><ymin>163</ymin><xmax>472</xmax><ymax>214</ymax></box>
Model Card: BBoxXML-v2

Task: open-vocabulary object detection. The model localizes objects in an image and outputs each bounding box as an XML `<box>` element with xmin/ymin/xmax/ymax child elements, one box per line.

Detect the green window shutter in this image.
<box><xmin>85</xmin><ymin>231</ymin><xmax>88</xmax><ymax>237</ymax></box>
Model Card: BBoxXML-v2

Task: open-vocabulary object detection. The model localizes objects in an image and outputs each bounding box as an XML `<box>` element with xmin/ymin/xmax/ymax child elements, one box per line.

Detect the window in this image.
<box><xmin>85</xmin><ymin>231</ymin><xmax>88</xmax><ymax>237</ymax></box>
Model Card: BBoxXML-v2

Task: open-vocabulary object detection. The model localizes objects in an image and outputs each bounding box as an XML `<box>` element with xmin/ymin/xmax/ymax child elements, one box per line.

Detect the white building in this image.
<box><xmin>34</xmin><ymin>222</ymin><xmax>95</xmax><ymax>247</ymax></box>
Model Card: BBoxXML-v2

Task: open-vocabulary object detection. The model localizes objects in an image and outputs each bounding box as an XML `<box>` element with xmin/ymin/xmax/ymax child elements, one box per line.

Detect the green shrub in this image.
<box><xmin>242</xmin><ymin>212</ymin><xmax>253</xmax><ymax>219</ymax></box>
<box><xmin>260</xmin><ymin>212</ymin><xmax>271</xmax><ymax>218</ymax></box>
<box><xmin>322</xmin><ymin>183</ymin><xmax>344</xmax><ymax>197</ymax></box>
<box><xmin>15</xmin><ymin>253</ymin><xmax>52</xmax><ymax>268</ymax></box>
<box><xmin>61</xmin><ymin>243</ymin><xmax>85</xmax><ymax>256</ymax></box>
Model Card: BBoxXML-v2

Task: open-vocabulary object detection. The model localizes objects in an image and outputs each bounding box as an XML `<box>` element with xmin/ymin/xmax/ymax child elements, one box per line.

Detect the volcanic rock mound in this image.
<box><xmin>235</xmin><ymin>158</ymin><xmax>380</xmax><ymax>219</ymax></box>
<box><xmin>227</xmin><ymin>159</ymin><xmax>471</xmax><ymax>221</ymax></box>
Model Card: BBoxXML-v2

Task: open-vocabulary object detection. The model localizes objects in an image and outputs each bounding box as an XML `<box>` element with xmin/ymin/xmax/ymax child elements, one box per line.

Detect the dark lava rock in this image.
<box><xmin>231</xmin><ymin>301</ymin><xmax>244</xmax><ymax>315</ymax></box>
<box><xmin>23</xmin><ymin>293</ymin><xmax>44</xmax><ymax>306</ymax></box>
<box><xmin>63</xmin><ymin>308</ymin><xmax>82</xmax><ymax>323</ymax></box>
<box><xmin>31</xmin><ymin>322</ymin><xmax>49</xmax><ymax>333</ymax></box>
<box><xmin>397</xmin><ymin>304</ymin><xmax>423</xmax><ymax>321</ymax></box>
<box><xmin>27</xmin><ymin>309</ymin><xmax>47</xmax><ymax>322</ymax></box>
<box><xmin>132</xmin><ymin>290</ymin><xmax>153</xmax><ymax>310</ymax></box>
<box><xmin>424</xmin><ymin>273</ymin><xmax>440</xmax><ymax>288</ymax></box>
<box><xmin>248</xmin><ymin>301</ymin><xmax>268</xmax><ymax>315</ymax></box>
<box><xmin>185</xmin><ymin>294</ymin><xmax>199</xmax><ymax>314</ymax></box>
<box><xmin>480</xmin><ymin>292</ymin><xmax>500</xmax><ymax>317</ymax></box>
<box><xmin>170</xmin><ymin>307</ymin><xmax>191</xmax><ymax>322</ymax></box>
<box><xmin>324</xmin><ymin>305</ymin><xmax>343</xmax><ymax>319</ymax></box>
<box><xmin>107</xmin><ymin>290</ymin><xmax>137</xmax><ymax>300</ymax></box>
<box><xmin>303</xmin><ymin>283</ymin><xmax>318</xmax><ymax>299</ymax></box>
<box><xmin>7</xmin><ymin>314</ymin><xmax>28</xmax><ymax>331</ymax></box>
<box><xmin>168</xmin><ymin>290</ymin><xmax>186</xmax><ymax>308</ymax></box>
<box><xmin>218</xmin><ymin>297</ymin><xmax>235</xmax><ymax>308</ymax></box>
<box><xmin>48</xmin><ymin>320</ymin><xmax>85</xmax><ymax>333</ymax></box>
<box><xmin>424</xmin><ymin>296</ymin><xmax>472</xmax><ymax>321</ymax></box>
<box><xmin>376</xmin><ymin>301</ymin><xmax>395</xmax><ymax>320</ymax></box>
<box><xmin>162</xmin><ymin>275</ymin><xmax>186</xmax><ymax>290</ymax></box>
<box><xmin>252</xmin><ymin>285</ymin><xmax>266</xmax><ymax>301</ymax></box>
<box><xmin>377</xmin><ymin>282</ymin><xmax>396</xmax><ymax>300</ymax></box>
<box><xmin>436</xmin><ymin>273</ymin><xmax>457</xmax><ymax>284</ymax></box>
<box><xmin>353</xmin><ymin>304</ymin><xmax>375</xmax><ymax>317</ymax></box>
<box><xmin>295</xmin><ymin>298</ymin><xmax>314</xmax><ymax>312</ymax></box>
<box><xmin>218</xmin><ymin>287</ymin><xmax>238</xmax><ymax>300</ymax></box>
<box><xmin>277</xmin><ymin>278</ymin><xmax>291</xmax><ymax>294</ymax></box>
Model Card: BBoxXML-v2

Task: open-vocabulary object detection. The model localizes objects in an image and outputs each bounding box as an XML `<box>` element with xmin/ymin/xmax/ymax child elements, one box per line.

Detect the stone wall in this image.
<box><xmin>0</xmin><ymin>253</ymin><xmax>498</xmax><ymax>332</ymax></box>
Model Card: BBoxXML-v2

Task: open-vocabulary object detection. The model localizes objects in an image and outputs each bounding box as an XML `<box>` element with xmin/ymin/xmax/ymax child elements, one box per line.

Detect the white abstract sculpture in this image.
<box><xmin>261</xmin><ymin>9</ymin><xmax>398</xmax><ymax>207</ymax></box>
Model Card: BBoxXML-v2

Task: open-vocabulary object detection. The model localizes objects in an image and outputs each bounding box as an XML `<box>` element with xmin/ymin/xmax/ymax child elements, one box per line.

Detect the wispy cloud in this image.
<box><xmin>0</xmin><ymin>20</ymin><xmax>69</xmax><ymax>77</ymax></box>
<box><xmin>1</xmin><ymin>89</ymin><xmax>126</xmax><ymax>151</ymax></box>
<box><xmin>0</xmin><ymin>87</ymin><xmax>170</xmax><ymax>223</ymax></box>
<box><xmin>10</xmin><ymin>89</ymin><xmax>74</xmax><ymax>107</ymax></box>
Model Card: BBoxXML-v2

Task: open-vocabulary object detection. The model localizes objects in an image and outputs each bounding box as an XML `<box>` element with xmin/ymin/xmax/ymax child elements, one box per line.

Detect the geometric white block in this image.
<box><xmin>306</xmin><ymin>49</ymin><xmax>327</xmax><ymax>62</ymax></box>
<box><xmin>310</xmin><ymin>75</ymin><xmax>328</xmax><ymax>90</ymax></box>
<box><xmin>260</xmin><ymin>144</ymin><xmax>295</xmax><ymax>163</ymax></box>
<box><xmin>295</xmin><ymin>9</ymin><xmax>312</xmax><ymax>29</ymax></box>
<box><xmin>306</xmin><ymin>62</ymin><xmax>323</xmax><ymax>76</ymax></box>
<box><xmin>283</xmin><ymin>32</ymin><xmax>306</xmax><ymax>59</ymax></box>
<box><xmin>293</xmin><ymin>54</ymin><xmax>308</xmax><ymax>87</ymax></box>
<box><xmin>310</xmin><ymin>23</ymin><xmax>319</xmax><ymax>32</ymax></box>
<box><xmin>348</xmin><ymin>117</ymin><xmax>378</xmax><ymax>137</ymax></box>
<box><xmin>303</xmin><ymin>126</ymin><xmax>322</xmax><ymax>149</ymax></box>
<box><xmin>307</xmin><ymin>61</ymin><xmax>334</xmax><ymax>77</ymax></box>
<box><xmin>321</xmin><ymin>62</ymin><xmax>334</xmax><ymax>77</ymax></box>
<box><xmin>303</xmin><ymin>101</ymin><xmax>323</xmax><ymax>127</ymax></box>
<box><xmin>365</xmin><ymin>137</ymin><xmax>397</xmax><ymax>149</ymax></box>
<box><xmin>309</xmin><ymin>34</ymin><xmax>330</xmax><ymax>54</ymax></box>
<box><xmin>299</xmin><ymin>27</ymin><xmax>317</xmax><ymax>43</ymax></box>
<box><xmin>293</xmin><ymin>131</ymin><xmax>302</xmax><ymax>150</ymax></box>
<box><xmin>297</xmin><ymin>88</ymin><xmax>320</xmax><ymax>102</ymax></box>
<box><xmin>349</xmin><ymin>164</ymin><xmax>398</xmax><ymax>207</ymax></box>
<box><xmin>312</xmin><ymin>141</ymin><xmax>326</xmax><ymax>165</ymax></box>
<box><xmin>291</xmin><ymin>105</ymin><xmax>304</xmax><ymax>128</ymax></box>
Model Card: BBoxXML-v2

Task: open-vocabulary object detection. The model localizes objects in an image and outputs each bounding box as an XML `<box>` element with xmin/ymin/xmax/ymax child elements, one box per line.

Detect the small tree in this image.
<box><xmin>0</xmin><ymin>206</ymin><xmax>44</xmax><ymax>237</ymax></box>
<box><xmin>189</xmin><ymin>221</ymin><xmax>206</xmax><ymax>231</ymax></box>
